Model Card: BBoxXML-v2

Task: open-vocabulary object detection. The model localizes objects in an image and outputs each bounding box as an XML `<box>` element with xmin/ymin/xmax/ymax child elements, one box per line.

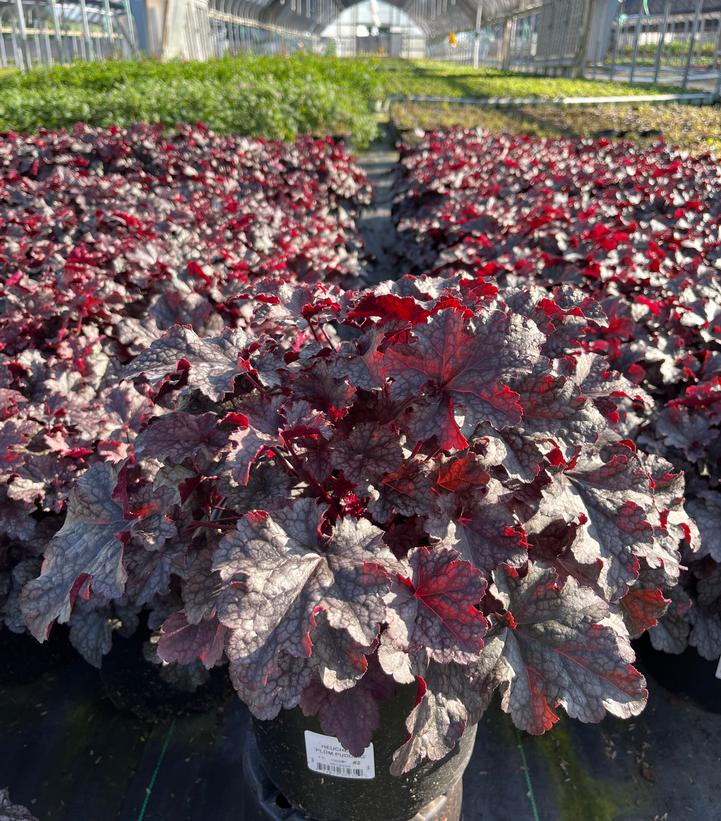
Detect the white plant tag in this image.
<box><xmin>304</xmin><ymin>731</ymin><xmax>375</xmax><ymax>779</ymax></box>
<box><xmin>716</xmin><ymin>656</ymin><xmax>721</xmax><ymax>680</ymax></box>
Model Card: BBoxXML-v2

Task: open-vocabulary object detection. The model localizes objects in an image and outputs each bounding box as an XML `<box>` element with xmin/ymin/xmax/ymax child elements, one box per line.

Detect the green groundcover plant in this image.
<box><xmin>0</xmin><ymin>55</ymin><xmax>382</xmax><ymax>145</ymax></box>
<box><xmin>0</xmin><ymin>55</ymin><xmax>676</xmax><ymax>146</ymax></box>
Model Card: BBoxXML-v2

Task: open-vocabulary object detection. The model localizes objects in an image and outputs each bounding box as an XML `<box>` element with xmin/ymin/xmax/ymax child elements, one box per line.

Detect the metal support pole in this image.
<box><xmin>682</xmin><ymin>0</ymin><xmax>703</xmax><ymax>89</ymax></box>
<box><xmin>653</xmin><ymin>0</ymin><xmax>670</xmax><ymax>83</ymax></box>
<box><xmin>42</xmin><ymin>21</ymin><xmax>52</xmax><ymax>64</ymax></box>
<box><xmin>629</xmin><ymin>12</ymin><xmax>642</xmax><ymax>83</ymax></box>
<box><xmin>221</xmin><ymin>0</ymin><xmax>229</xmax><ymax>54</ymax></box>
<box><xmin>233</xmin><ymin>0</ymin><xmax>243</xmax><ymax>53</ymax></box>
<box><xmin>224</xmin><ymin>10</ymin><xmax>231</xmax><ymax>54</ymax></box>
<box><xmin>500</xmin><ymin>14</ymin><xmax>512</xmax><ymax>71</ymax></box>
<box><xmin>33</xmin><ymin>18</ymin><xmax>42</xmax><ymax>64</ymax></box>
<box><xmin>574</xmin><ymin>0</ymin><xmax>594</xmax><ymax>78</ymax></box>
<box><xmin>0</xmin><ymin>14</ymin><xmax>7</xmax><ymax>67</ymax></box>
<box><xmin>78</xmin><ymin>0</ymin><xmax>95</xmax><ymax>59</ymax></box>
<box><xmin>13</xmin><ymin>0</ymin><xmax>32</xmax><ymax>69</ymax></box>
<box><xmin>102</xmin><ymin>0</ymin><xmax>115</xmax><ymax>56</ymax></box>
<box><xmin>186</xmin><ymin>2</ymin><xmax>197</xmax><ymax>58</ymax></box>
<box><xmin>123</xmin><ymin>0</ymin><xmax>138</xmax><ymax>54</ymax></box>
<box><xmin>697</xmin><ymin>13</ymin><xmax>706</xmax><ymax>66</ymax></box>
<box><xmin>48</xmin><ymin>0</ymin><xmax>64</xmax><ymax>62</ymax></box>
<box><xmin>609</xmin><ymin>18</ymin><xmax>618</xmax><ymax>79</ymax></box>
<box><xmin>10</xmin><ymin>23</ymin><xmax>23</xmax><ymax>69</ymax></box>
<box><xmin>472</xmin><ymin>3</ymin><xmax>481</xmax><ymax>68</ymax></box>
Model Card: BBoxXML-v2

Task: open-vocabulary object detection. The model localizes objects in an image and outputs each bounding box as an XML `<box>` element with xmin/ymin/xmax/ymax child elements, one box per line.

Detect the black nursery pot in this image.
<box><xmin>634</xmin><ymin>634</ymin><xmax>721</xmax><ymax>714</ymax></box>
<box><xmin>250</xmin><ymin>686</ymin><xmax>477</xmax><ymax>821</ymax></box>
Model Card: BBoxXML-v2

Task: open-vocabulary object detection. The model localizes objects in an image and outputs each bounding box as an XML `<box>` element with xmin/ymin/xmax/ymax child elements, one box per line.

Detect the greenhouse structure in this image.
<box><xmin>0</xmin><ymin>0</ymin><xmax>720</xmax><ymax>89</ymax></box>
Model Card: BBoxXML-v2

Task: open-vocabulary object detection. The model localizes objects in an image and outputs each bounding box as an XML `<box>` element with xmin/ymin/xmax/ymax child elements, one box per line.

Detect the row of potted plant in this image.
<box><xmin>0</xmin><ymin>124</ymin><xmax>370</xmax><ymax>677</ymax></box>
<box><xmin>1</xmin><ymin>123</ymin><xmax>717</xmax><ymax>820</ymax></box>
<box><xmin>391</xmin><ymin>127</ymin><xmax>721</xmax><ymax>670</ymax></box>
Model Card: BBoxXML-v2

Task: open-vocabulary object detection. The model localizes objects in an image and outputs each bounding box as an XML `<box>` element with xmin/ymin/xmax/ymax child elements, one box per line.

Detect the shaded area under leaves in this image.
<box><xmin>1</xmin><ymin>641</ymin><xmax>719</xmax><ymax>821</ymax></box>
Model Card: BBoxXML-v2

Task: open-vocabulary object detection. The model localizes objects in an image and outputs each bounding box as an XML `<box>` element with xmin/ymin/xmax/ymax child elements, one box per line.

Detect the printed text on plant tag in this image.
<box><xmin>304</xmin><ymin>731</ymin><xmax>375</xmax><ymax>779</ymax></box>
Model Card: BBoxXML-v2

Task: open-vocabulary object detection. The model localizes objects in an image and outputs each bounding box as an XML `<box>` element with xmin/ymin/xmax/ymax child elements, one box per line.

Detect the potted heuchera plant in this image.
<box><xmin>21</xmin><ymin>274</ymin><xmax>692</xmax><ymax>821</ymax></box>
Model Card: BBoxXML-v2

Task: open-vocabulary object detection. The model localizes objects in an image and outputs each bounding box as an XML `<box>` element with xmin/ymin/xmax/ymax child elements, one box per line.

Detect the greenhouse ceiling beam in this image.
<box><xmin>259</xmin><ymin>0</ymin><xmax>322</xmax><ymax>27</ymax></box>
<box><xmin>1</xmin><ymin>0</ymin><xmax>130</xmax><ymax>10</ymax></box>
<box><xmin>326</xmin><ymin>0</ymin><xmax>442</xmax><ymax>33</ymax></box>
<box><xmin>400</xmin><ymin>0</ymin><xmax>477</xmax><ymax>31</ymax></box>
<box><xmin>209</xmin><ymin>0</ymin><xmax>301</xmax><ymax>26</ymax></box>
<box><xmin>209</xmin><ymin>5</ymin><xmax>317</xmax><ymax>33</ymax></box>
<box><xmin>253</xmin><ymin>0</ymin><xmax>493</xmax><ymax>33</ymax></box>
<box><xmin>307</xmin><ymin>0</ymin><xmax>343</xmax><ymax>27</ymax></box>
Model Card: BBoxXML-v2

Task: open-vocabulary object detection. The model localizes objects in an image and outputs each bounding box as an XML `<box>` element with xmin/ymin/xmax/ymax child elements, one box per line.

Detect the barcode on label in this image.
<box><xmin>304</xmin><ymin>730</ymin><xmax>375</xmax><ymax>780</ymax></box>
<box><xmin>314</xmin><ymin>762</ymin><xmax>366</xmax><ymax>777</ymax></box>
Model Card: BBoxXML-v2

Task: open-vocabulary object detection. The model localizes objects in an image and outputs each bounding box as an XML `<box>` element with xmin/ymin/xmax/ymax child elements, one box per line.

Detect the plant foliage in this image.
<box><xmin>20</xmin><ymin>270</ymin><xmax>690</xmax><ymax>772</ymax></box>
<box><xmin>0</xmin><ymin>124</ymin><xmax>370</xmax><ymax>670</ymax></box>
<box><xmin>0</xmin><ymin>55</ymin><xmax>676</xmax><ymax>146</ymax></box>
<box><xmin>392</xmin><ymin>127</ymin><xmax>721</xmax><ymax>661</ymax></box>
<box><xmin>0</xmin><ymin>122</ymin><xmax>706</xmax><ymax>776</ymax></box>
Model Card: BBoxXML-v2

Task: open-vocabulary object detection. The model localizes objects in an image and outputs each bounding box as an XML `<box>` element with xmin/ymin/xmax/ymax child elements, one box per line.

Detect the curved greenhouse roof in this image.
<box><xmin>0</xmin><ymin>0</ymin><xmax>535</xmax><ymax>40</ymax></box>
<box><xmin>242</xmin><ymin>0</ymin><xmax>528</xmax><ymax>35</ymax></box>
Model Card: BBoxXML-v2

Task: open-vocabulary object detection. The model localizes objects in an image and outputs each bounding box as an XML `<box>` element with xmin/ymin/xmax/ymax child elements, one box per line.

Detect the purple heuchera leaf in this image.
<box><xmin>20</xmin><ymin>463</ymin><xmax>130</xmax><ymax>641</ymax></box>
<box><xmin>541</xmin><ymin>441</ymin><xmax>680</xmax><ymax>600</ymax></box>
<box><xmin>649</xmin><ymin>585</ymin><xmax>692</xmax><ymax>655</ymax></box>
<box><xmin>429</xmin><ymin>482</ymin><xmax>528</xmax><ymax>576</ymax></box>
<box><xmin>390</xmin><ymin>661</ymin><xmax>484</xmax><ymax>776</ymax></box>
<box><xmin>619</xmin><ymin>586</ymin><xmax>669</xmax><ymax>639</ymax></box>
<box><xmin>329</xmin><ymin>423</ymin><xmax>404</xmax><ymax>485</ymax></box>
<box><xmin>308</xmin><ymin>611</ymin><xmax>373</xmax><ymax>692</ymax></box>
<box><xmin>300</xmin><ymin>677</ymin><xmax>381</xmax><ymax>757</ymax></box>
<box><xmin>224</xmin><ymin>394</ymin><xmax>284</xmax><ymax>484</ymax></box>
<box><xmin>687</xmin><ymin>491</ymin><xmax>721</xmax><ymax>562</ymax></box>
<box><xmin>213</xmin><ymin>499</ymin><xmax>394</xmax><ymax>663</ymax></box>
<box><xmin>481</xmin><ymin>563</ymin><xmax>647</xmax><ymax>735</ymax></box>
<box><xmin>382</xmin><ymin>310</ymin><xmax>542</xmax><ymax>447</ymax></box>
<box><xmin>135</xmin><ymin>412</ymin><xmax>226</xmax><ymax>463</ymax></box>
<box><xmin>124</xmin><ymin>325</ymin><xmax>250</xmax><ymax>401</ymax></box>
<box><xmin>68</xmin><ymin>601</ymin><xmax>113</xmax><ymax>668</ymax></box>
<box><xmin>689</xmin><ymin>564</ymin><xmax>721</xmax><ymax>660</ymax></box>
<box><xmin>300</xmin><ymin>657</ymin><xmax>397</xmax><ymax>756</ymax></box>
<box><xmin>226</xmin><ymin>427</ymin><xmax>273</xmax><ymax>486</ymax></box>
<box><xmin>385</xmin><ymin>546</ymin><xmax>487</xmax><ymax>664</ymax></box>
<box><xmin>228</xmin><ymin>642</ymin><xmax>314</xmax><ymax>720</ymax></box>
<box><xmin>157</xmin><ymin>612</ymin><xmax>227</xmax><ymax>670</ymax></box>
